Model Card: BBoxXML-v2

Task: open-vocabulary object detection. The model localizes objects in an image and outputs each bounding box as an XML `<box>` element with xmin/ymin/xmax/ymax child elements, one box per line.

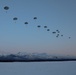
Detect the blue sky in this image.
<box><xmin>0</xmin><ymin>0</ymin><xmax>76</xmax><ymax>56</ymax></box>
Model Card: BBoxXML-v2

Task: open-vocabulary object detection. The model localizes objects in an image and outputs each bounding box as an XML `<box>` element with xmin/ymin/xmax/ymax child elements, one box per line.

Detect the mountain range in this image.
<box><xmin>0</xmin><ymin>52</ymin><xmax>76</xmax><ymax>62</ymax></box>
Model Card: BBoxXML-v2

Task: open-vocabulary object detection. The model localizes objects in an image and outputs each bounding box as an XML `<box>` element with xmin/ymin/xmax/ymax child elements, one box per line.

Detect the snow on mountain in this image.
<box><xmin>0</xmin><ymin>52</ymin><xmax>76</xmax><ymax>61</ymax></box>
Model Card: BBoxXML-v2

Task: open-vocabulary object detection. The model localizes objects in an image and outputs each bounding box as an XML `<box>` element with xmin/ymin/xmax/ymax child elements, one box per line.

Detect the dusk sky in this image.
<box><xmin>0</xmin><ymin>0</ymin><xmax>76</xmax><ymax>56</ymax></box>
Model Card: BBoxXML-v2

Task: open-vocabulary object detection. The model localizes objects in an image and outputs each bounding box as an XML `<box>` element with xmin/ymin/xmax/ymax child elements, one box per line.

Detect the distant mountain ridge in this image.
<box><xmin>0</xmin><ymin>52</ymin><xmax>76</xmax><ymax>62</ymax></box>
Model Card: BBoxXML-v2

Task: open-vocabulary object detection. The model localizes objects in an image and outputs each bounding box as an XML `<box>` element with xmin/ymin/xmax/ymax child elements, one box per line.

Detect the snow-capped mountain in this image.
<box><xmin>0</xmin><ymin>52</ymin><xmax>76</xmax><ymax>62</ymax></box>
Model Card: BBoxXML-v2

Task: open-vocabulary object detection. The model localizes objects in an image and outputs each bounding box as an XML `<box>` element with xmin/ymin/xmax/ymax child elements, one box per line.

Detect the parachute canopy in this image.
<box><xmin>4</xmin><ymin>6</ymin><xmax>9</xmax><ymax>10</ymax></box>
<box><xmin>44</xmin><ymin>26</ymin><xmax>47</xmax><ymax>28</ymax></box>
<box><xmin>13</xmin><ymin>17</ymin><xmax>18</xmax><ymax>20</ymax></box>
<box><xmin>33</xmin><ymin>17</ymin><xmax>37</xmax><ymax>20</ymax></box>
<box><xmin>61</xmin><ymin>35</ymin><xmax>63</xmax><ymax>37</ymax></box>
<box><xmin>37</xmin><ymin>25</ymin><xmax>41</xmax><ymax>28</ymax></box>
<box><xmin>24</xmin><ymin>22</ymin><xmax>28</xmax><ymax>24</ymax></box>
<box><xmin>47</xmin><ymin>29</ymin><xmax>50</xmax><ymax>31</ymax></box>
<box><xmin>56</xmin><ymin>30</ymin><xmax>60</xmax><ymax>33</ymax></box>
<box><xmin>52</xmin><ymin>32</ymin><xmax>56</xmax><ymax>34</ymax></box>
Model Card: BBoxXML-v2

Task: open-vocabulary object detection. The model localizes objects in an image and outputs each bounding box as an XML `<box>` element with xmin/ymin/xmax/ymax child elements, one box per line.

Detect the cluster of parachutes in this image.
<box><xmin>4</xmin><ymin>6</ymin><xmax>71</xmax><ymax>39</ymax></box>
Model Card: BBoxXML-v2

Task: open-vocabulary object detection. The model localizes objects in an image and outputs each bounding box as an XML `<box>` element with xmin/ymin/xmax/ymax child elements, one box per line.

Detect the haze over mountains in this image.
<box><xmin>0</xmin><ymin>52</ymin><xmax>76</xmax><ymax>62</ymax></box>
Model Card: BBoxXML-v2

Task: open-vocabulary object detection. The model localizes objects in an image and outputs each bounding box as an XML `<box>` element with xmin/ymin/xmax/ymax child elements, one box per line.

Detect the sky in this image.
<box><xmin>0</xmin><ymin>0</ymin><xmax>76</xmax><ymax>56</ymax></box>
